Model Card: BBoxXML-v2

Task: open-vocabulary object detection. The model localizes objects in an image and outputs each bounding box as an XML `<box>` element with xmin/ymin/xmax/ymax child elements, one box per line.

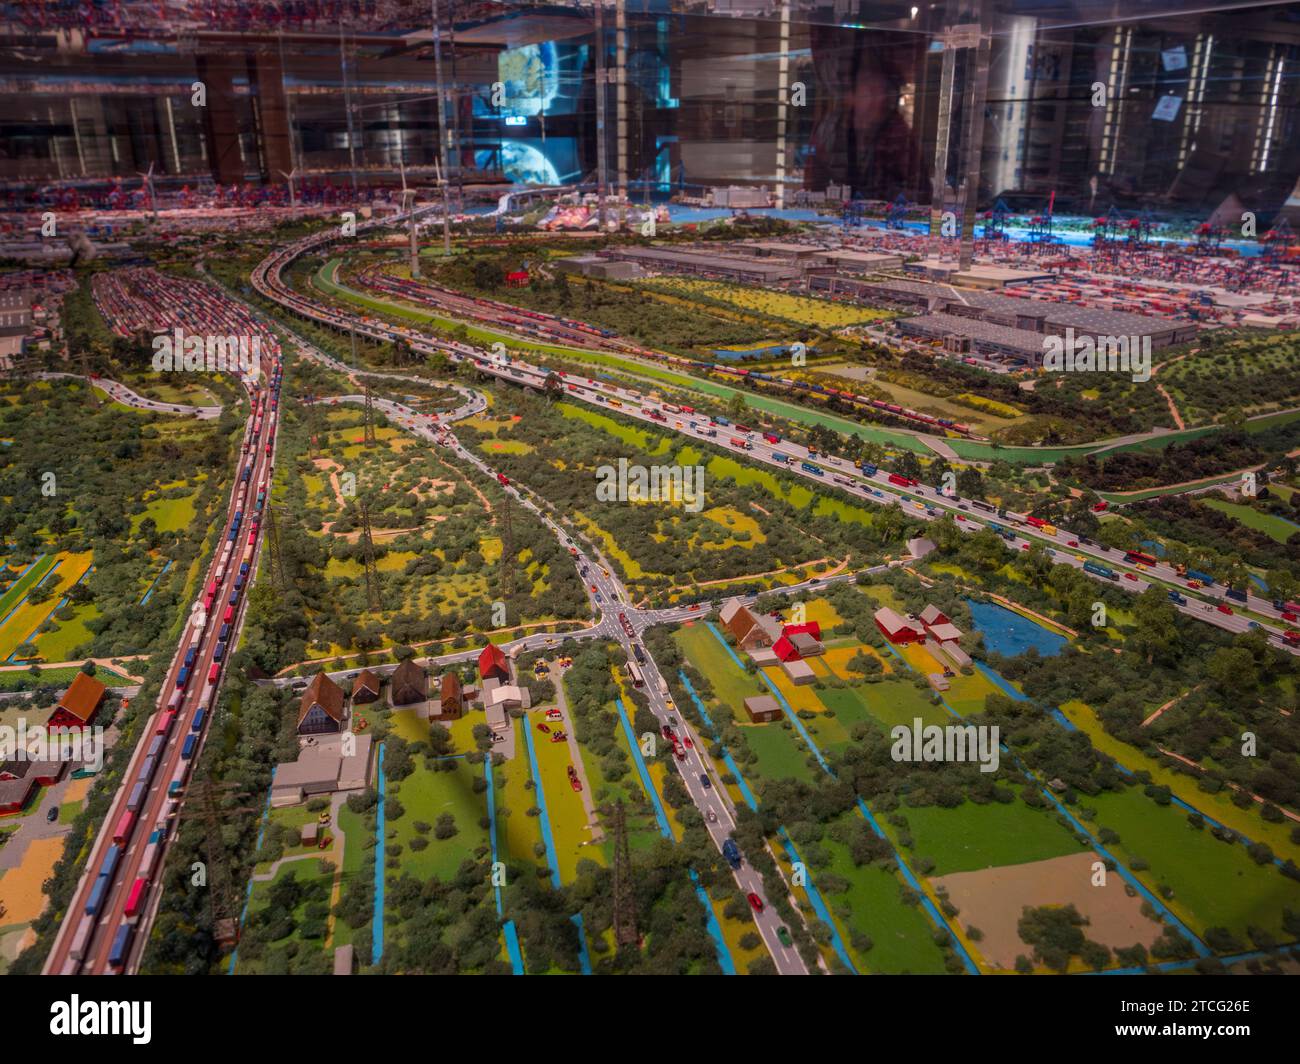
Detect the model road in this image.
<box><xmin>45</xmin><ymin>353</ymin><xmax>282</xmax><ymax>976</ymax></box>
<box><xmin>284</xmin><ymin>334</ymin><xmax>809</xmax><ymax>972</ymax></box>
<box><xmin>252</xmin><ymin>221</ymin><xmax>1300</xmax><ymax>658</ymax></box>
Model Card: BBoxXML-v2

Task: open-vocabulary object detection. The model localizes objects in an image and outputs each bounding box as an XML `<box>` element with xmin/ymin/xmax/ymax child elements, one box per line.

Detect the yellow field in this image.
<box><xmin>644</xmin><ymin>278</ymin><xmax>895</xmax><ymax>327</ymax></box>
<box><xmin>0</xmin><ymin>835</ymin><xmax>63</xmax><ymax>924</ymax></box>
<box><xmin>0</xmin><ymin>551</ymin><xmax>94</xmax><ymax>660</ymax></box>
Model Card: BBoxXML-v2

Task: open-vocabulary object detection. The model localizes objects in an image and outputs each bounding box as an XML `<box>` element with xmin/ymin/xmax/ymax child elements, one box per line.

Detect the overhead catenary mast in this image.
<box><xmin>432</xmin><ymin>0</ymin><xmax>453</xmax><ymax>255</ymax></box>
<box><xmin>594</xmin><ymin>0</ymin><xmax>609</xmax><ymax>230</ymax></box>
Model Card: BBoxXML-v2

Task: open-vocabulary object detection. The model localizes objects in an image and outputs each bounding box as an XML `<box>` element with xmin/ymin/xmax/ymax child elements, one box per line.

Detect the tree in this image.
<box><xmin>895</xmin><ymin>450</ymin><xmax>922</xmax><ymax>481</ymax></box>
<box><xmin>543</xmin><ymin>372</ymin><xmax>563</xmax><ymax>404</ymax></box>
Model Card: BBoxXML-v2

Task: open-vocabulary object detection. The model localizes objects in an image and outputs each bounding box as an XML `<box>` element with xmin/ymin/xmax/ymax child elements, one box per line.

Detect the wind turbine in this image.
<box><xmin>399</xmin><ymin>160</ymin><xmax>420</xmax><ymax>279</ymax></box>
<box><xmin>433</xmin><ymin>145</ymin><xmax>451</xmax><ymax>256</ymax></box>
<box><xmin>137</xmin><ymin>162</ymin><xmax>157</xmax><ymax>221</ymax></box>
<box><xmin>279</xmin><ymin>168</ymin><xmax>299</xmax><ymax>216</ymax></box>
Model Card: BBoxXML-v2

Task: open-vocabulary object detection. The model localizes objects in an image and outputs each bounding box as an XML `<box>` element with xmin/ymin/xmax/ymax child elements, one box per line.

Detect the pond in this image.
<box><xmin>965</xmin><ymin>599</ymin><xmax>1067</xmax><ymax>658</ymax></box>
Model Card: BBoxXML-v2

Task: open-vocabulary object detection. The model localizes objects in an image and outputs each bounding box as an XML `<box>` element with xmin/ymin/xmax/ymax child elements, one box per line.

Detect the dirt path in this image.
<box><xmin>1141</xmin><ymin>685</ymin><xmax>1199</xmax><ymax>728</ymax></box>
<box><xmin>655</xmin><ymin>556</ymin><xmax>846</xmax><ymax>599</ymax></box>
<box><xmin>0</xmin><ymin>656</ymin><xmax>145</xmax><ymax>682</ymax></box>
<box><xmin>1157</xmin><ymin>747</ymin><xmax>1300</xmax><ymax>824</ymax></box>
<box><xmin>1155</xmin><ymin>382</ymin><xmax>1186</xmax><ymax>430</ymax></box>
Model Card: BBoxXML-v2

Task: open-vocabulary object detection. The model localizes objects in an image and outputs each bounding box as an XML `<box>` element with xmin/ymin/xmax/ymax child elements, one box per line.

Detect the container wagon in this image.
<box><xmin>108</xmin><ymin>923</ymin><xmax>134</xmax><ymax>969</ymax></box>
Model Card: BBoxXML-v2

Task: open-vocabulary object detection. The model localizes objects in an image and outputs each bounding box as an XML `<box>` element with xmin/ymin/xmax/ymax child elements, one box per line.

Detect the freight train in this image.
<box><xmin>348</xmin><ymin>262</ymin><xmax>982</xmax><ymax>439</ymax></box>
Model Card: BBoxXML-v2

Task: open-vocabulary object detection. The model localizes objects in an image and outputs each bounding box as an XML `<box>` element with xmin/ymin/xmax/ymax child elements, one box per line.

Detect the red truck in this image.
<box><xmin>763</xmin><ymin>433</ymin><xmax>780</xmax><ymax>444</ymax></box>
<box><xmin>729</xmin><ymin>437</ymin><xmax>753</xmax><ymax>450</ymax></box>
<box><xmin>496</xmin><ymin>473</ymin><xmax>509</xmax><ymax>486</ymax></box>
<box><xmin>887</xmin><ymin>473</ymin><xmax>917</xmax><ymax>488</ymax></box>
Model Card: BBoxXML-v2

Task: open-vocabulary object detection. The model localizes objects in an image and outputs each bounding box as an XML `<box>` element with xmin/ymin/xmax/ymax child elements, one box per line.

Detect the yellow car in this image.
<box><xmin>913</xmin><ymin>501</ymin><xmax>925</xmax><ymax>510</ymax></box>
<box><xmin>1074</xmin><ymin>553</ymin><xmax>1085</xmax><ymax>562</ymax></box>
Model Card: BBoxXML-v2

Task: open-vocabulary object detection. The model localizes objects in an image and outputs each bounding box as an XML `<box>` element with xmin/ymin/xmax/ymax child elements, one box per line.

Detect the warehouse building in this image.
<box><xmin>610</xmin><ymin>246</ymin><xmax>800</xmax><ymax>285</ymax></box>
<box><xmin>895</xmin><ymin>313</ymin><xmax>1048</xmax><ymax>363</ymax></box>
<box><xmin>812</xmin><ymin>274</ymin><xmax>1188</xmax><ymax>350</ymax></box>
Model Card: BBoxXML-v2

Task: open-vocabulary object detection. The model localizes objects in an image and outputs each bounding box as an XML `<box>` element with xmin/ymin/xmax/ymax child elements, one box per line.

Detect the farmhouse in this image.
<box><xmin>919</xmin><ymin>605</ymin><xmax>964</xmax><ymax>644</ymax></box>
<box><xmin>351</xmin><ymin>669</ymin><xmax>381</xmax><ymax>705</ymax></box>
<box><xmin>49</xmin><ymin>672</ymin><xmax>107</xmax><ymax>731</ymax></box>
<box><xmin>478</xmin><ymin>643</ymin><xmax>510</xmax><ymax>683</ymax></box>
<box><xmin>719</xmin><ymin>598</ymin><xmax>782</xmax><ymax>650</ymax></box>
<box><xmin>389</xmin><ymin>659</ymin><xmax>427</xmax><ymax>707</ymax></box>
<box><xmin>874</xmin><ymin>607</ymin><xmax>924</xmax><ymax>645</ymax></box>
<box><xmin>772</xmin><ymin>621</ymin><xmax>825</xmax><ymax>662</ymax></box>
<box><xmin>435</xmin><ymin>672</ymin><xmax>464</xmax><ymax>720</ymax></box>
<box><xmin>0</xmin><ymin>759</ymin><xmax>65</xmax><ymax>814</ymax></box>
<box><xmin>271</xmin><ymin>732</ymin><xmax>373</xmax><ymax>808</ymax></box>
<box><xmin>296</xmin><ymin>673</ymin><xmax>346</xmax><ymax>736</ymax></box>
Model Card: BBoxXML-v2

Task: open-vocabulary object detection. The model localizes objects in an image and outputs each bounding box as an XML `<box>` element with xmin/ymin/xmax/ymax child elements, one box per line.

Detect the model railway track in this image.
<box><xmin>251</xmin><ymin>213</ymin><xmax>1300</xmax><ymax>658</ymax></box>
<box><xmin>339</xmin><ymin>256</ymin><xmax>985</xmax><ymax>440</ymax></box>
<box><xmin>45</xmin><ymin>356</ymin><xmax>284</xmax><ymax>976</ymax></box>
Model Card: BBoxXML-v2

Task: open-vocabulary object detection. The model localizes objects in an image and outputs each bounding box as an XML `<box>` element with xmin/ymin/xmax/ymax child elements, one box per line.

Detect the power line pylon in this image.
<box><xmin>79</xmin><ymin>348</ymin><xmax>100</xmax><ymax>407</ymax></box>
<box><xmin>265</xmin><ymin>505</ymin><xmax>287</xmax><ymax>591</ymax></box>
<box><xmin>363</xmin><ymin>384</ymin><xmax>377</xmax><ymax>446</ymax></box>
<box><xmin>181</xmin><ymin>778</ymin><xmax>259</xmax><ymax>949</ymax></box>
<box><xmin>611</xmin><ymin>799</ymin><xmax>638</xmax><ymax>948</ymax></box>
<box><xmin>359</xmin><ymin>496</ymin><xmax>381</xmax><ymax>611</ymax></box>
<box><xmin>498</xmin><ymin>492</ymin><xmax>513</xmax><ymax>596</ymax></box>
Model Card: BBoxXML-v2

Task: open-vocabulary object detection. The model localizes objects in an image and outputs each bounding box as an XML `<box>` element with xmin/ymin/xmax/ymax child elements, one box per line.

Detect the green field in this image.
<box><xmin>1083</xmin><ymin>788</ymin><xmax>1300</xmax><ymax>940</ymax></box>
<box><xmin>1200</xmin><ymin>498</ymin><xmax>1300</xmax><ymax>544</ymax></box>
<box><xmin>894</xmin><ymin>798</ymin><xmax>1083</xmax><ymax>876</ymax></box>
<box><xmin>386</xmin><ymin>755</ymin><xmax>491</xmax><ymax>881</ymax></box>
<box><xmin>820</xmin><ymin>815</ymin><xmax>950</xmax><ymax>974</ymax></box>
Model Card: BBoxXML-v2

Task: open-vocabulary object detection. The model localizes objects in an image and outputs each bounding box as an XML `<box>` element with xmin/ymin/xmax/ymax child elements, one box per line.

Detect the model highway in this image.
<box><xmin>252</xmin><ymin>218</ymin><xmax>1300</xmax><ymax>658</ymax></box>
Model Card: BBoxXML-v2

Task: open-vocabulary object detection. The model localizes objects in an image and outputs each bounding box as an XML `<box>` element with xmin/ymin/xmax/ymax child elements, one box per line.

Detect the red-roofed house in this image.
<box><xmin>772</xmin><ymin>622</ymin><xmax>826</xmax><ymax>663</ymax></box>
<box><xmin>918</xmin><ymin>604</ymin><xmax>963</xmax><ymax>643</ymax></box>
<box><xmin>874</xmin><ymin>607</ymin><xmax>924</xmax><ymax>645</ymax></box>
<box><xmin>783</xmin><ymin>621</ymin><xmax>822</xmax><ymax>640</ymax></box>
<box><xmin>919</xmin><ymin>605</ymin><xmax>949</xmax><ymax>627</ymax></box>
<box><xmin>48</xmin><ymin>672</ymin><xmax>107</xmax><ymax>731</ymax></box>
<box><xmin>478</xmin><ymin>643</ymin><xmax>510</xmax><ymax>683</ymax></box>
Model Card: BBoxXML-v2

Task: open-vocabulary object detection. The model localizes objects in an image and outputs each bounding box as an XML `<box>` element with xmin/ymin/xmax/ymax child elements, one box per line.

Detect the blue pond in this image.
<box><xmin>966</xmin><ymin>599</ymin><xmax>1067</xmax><ymax>658</ymax></box>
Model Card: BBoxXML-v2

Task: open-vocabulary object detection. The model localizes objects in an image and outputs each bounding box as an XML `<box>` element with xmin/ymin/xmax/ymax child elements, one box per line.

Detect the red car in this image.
<box><xmin>1216</xmin><ymin>603</ymin><xmax>1234</xmax><ymax>615</ymax></box>
<box><xmin>569</xmin><ymin>774</ymin><xmax>582</xmax><ymax>792</ymax></box>
<box><xmin>537</xmin><ymin>722</ymin><xmax>550</xmax><ymax>733</ymax></box>
<box><xmin>683</xmin><ymin>737</ymin><xmax>693</xmax><ymax>749</ymax></box>
<box><xmin>1124</xmin><ymin>573</ymin><xmax>1138</xmax><ymax>582</ymax></box>
<box><xmin>747</xmin><ymin>892</ymin><xmax>764</xmax><ymax>914</ymax></box>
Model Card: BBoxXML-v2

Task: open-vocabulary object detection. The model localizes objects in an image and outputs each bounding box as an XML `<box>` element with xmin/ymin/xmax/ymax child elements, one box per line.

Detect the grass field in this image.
<box><xmin>892</xmin><ymin>798</ymin><xmax>1084</xmax><ymax>876</ymax></box>
<box><xmin>1200</xmin><ymin>498</ymin><xmax>1300</xmax><ymax>544</ymax></box>
<box><xmin>1082</xmin><ymin>788</ymin><xmax>1300</xmax><ymax>940</ymax></box>
<box><xmin>819</xmin><ymin>814</ymin><xmax>950</xmax><ymax>974</ymax></box>
<box><xmin>387</xmin><ymin>755</ymin><xmax>491</xmax><ymax>881</ymax></box>
<box><xmin>131</xmin><ymin>491</ymin><xmax>199</xmax><ymax>534</ymax></box>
